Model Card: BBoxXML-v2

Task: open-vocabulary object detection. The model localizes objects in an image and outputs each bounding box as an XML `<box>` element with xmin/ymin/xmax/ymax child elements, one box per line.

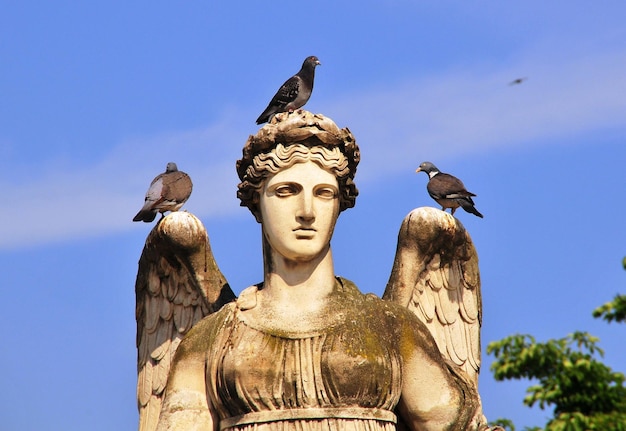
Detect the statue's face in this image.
<box><xmin>260</xmin><ymin>160</ymin><xmax>339</xmax><ymax>263</ymax></box>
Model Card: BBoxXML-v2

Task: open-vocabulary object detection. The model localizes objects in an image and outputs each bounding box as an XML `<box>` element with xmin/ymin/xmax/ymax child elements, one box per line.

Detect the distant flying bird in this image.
<box><xmin>255</xmin><ymin>56</ymin><xmax>321</xmax><ymax>124</ymax></box>
<box><xmin>509</xmin><ymin>77</ymin><xmax>528</xmax><ymax>86</ymax></box>
<box><xmin>415</xmin><ymin>161</ymin><xmax>483</xmax><ymax>218</ymax></box>
<box><xmin>133</xmin><ymin>162</ymin><xmax>193</xmax><ymax>223</ymax></box>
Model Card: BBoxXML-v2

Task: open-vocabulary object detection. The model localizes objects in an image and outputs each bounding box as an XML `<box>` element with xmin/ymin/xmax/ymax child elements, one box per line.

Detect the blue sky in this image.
<box><xmin>1</xmin><ymin>2</ymin><xmax>625</xmax><ymax>430</ymax></box>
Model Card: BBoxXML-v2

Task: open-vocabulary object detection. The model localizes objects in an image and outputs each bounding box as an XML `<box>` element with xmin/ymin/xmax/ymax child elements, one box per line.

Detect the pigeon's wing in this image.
<box><xmin>271</xmin><ymin>75</ymin><xmax>301</xmax><ymax>107</ymax></box>
<box><xmin>157</xmin><ymin>171</ymin><xmax>193</xmax><ymax>211</ymax></box>
<box><xmin>133</xmin><ymin>175</ymin><xmax>166</xmax><ymax>222</ymax></box>
<box><xmin>256</xmin><ymin>74</ymin><xmax>303</xmax><ymax>124</ymax></box>
<box><xmin>383</xmin><ymin>207</ymin><xmax>481</xmax><ymax>386</ymax></box>
<box><xmin>427</xmin><ymin>173</ymin><xmax>474</xmax><ymax>200</ymax></box>
<box><xmin>145</xmin><ymin>174</ymin><xmax>166</xmax><ymax>203</ymax></box>
<box><xmin>135</xmin><ymin>211</ymin><xmax>236</xmax><ymax>431</ymax></box>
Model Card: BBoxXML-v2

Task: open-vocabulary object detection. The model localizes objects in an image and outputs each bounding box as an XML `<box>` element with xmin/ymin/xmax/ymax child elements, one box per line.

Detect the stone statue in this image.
<box><xmin>134</xmin><ymin>110</ymin><xmax>498</xmax><ymax>431</ymax></box>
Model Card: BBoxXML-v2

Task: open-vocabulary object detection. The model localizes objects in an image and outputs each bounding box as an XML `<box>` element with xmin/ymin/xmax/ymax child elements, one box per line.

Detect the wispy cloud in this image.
<box><xmin>2</xmin><ymin>45</ymin><xmax>624</xmax><ymax>249</ymax></box>
<box><xmin>325</xmin><ymin>46</ymin><xmax>626</xmax><ymax>181</ymax></box>
<box><xmin>0</xmin><ymin>113</ymin><xmax>249</xmax><ymax>249</ymax></box>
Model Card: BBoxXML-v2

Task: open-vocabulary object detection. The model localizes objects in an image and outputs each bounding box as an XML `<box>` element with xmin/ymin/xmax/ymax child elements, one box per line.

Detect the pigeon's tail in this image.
<box><xmin>133</xmin><ymin>210</ymin><xmax>158</xmax><ymax>223</ymax></box>
<box><xmin>459</xmin><ymin>200</ymin><xmax>483</xmax><ymax>218</ymax></box>
<box><xmin>256</xmin><ymin>109</ymin><xmax>275</xmax><ymax>125</ymax></box>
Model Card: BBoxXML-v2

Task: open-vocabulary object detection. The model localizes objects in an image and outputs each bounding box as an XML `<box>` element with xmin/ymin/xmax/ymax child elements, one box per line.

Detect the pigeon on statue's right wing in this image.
<box><xmin>415</xmin><ymin>161</ymin><xmax>483</xmax><ymax>218</ymax></box>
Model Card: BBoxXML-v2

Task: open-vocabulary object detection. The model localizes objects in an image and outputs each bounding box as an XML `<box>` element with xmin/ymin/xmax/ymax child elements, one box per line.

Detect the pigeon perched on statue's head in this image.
<box><xmin>415</xmin><ymin>161</ymin><xmax>483</xmax><ymax>218</ymax></box>
<box><xmin>133</xmin><ymin>162</ymin><xmax>193</xmax><ymax>223</ymax></box>
<box><xmin>256</xmin><ymin>56</ymin><xmax>321</xmax><ymax>125</ymax></box>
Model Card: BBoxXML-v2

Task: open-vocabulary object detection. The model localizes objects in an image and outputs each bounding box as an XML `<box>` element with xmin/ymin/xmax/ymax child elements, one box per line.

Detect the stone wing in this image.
<box><xmin>383</xmin><ymin>207</ymin><xmax>482</xmax><ymax>386</ymax></box>
<box><xmin>135</xmin><ymin>212</ymin><xmax>235</xmax><ymax>431</ymax></box>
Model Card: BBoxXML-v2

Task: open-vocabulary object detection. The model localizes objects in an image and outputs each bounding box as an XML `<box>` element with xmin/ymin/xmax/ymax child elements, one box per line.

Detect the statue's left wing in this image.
<box><xmin>383</xmin><ymin>207</ymin><xmax>482</xmax><ymax>386</ymax></box>
<box><xmin>135</xmin><ymin>212</ymin><xmax>236</xmax><ymax>431</ymax></box>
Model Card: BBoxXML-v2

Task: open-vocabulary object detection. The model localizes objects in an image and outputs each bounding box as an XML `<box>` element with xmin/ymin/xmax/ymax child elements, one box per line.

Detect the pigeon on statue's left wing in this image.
<box><xmin>256</xmin><ymin>56</ymin><xmax>321</xmax><ymax>125</ymax></box>
<box><xmin>133</xmin><ymin>162</ymin><xmax>193</xmax><ymax>223</ymax></box>
<box><xmin>415</xmin><ymin>161</ymin><xmax>483</xmax><ymax>218</ymax></box>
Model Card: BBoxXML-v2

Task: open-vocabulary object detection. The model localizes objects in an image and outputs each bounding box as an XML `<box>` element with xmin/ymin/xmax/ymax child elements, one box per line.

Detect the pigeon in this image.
<box><xmin>256</xmin><ymin>56</ymin><xmax>321</xmax><ymax>125</ymax></box>
<box><xmin>133</xmin><ymin>162</ymin><xmax>193</xmax><ymax>223</ymax></box>
<box><xmin>415</xmin><ymin>161</ymin><xmax>483</xmax><ymax>218</ymax></box>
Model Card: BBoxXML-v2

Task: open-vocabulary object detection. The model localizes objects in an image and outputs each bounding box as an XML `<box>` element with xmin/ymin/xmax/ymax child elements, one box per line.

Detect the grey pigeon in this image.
<box><xmin>256</xmin><ymin>56</ymin><xmax>321</xmax><ymax>124</ymax></box>
<box><xmin>133</xmin><ymin>162</ymin><xmax>193</xmax><ymax>223</ymax></box>
<box><xmin>415</xmin><ymin>161</ymin><xmax>483</xmax><ymax>218</ymax></box>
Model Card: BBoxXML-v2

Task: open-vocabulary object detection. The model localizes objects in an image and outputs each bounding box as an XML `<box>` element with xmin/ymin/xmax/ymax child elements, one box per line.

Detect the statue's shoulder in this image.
<box><xmin>337</xmin><ymin>276</ymin><xmax>431</xmax><ymax>337</ymax></box>
<box><xmin>336</xmin><ymin>277</ymin><xmax>411</xmax><ymax>314</ymax></box>
<box><xmin>179</xmin><ymin>302</ymin><xmax>237</xmax><ymax>354</ymax></box>
<box><xmin>194</xmin><ymin>301</ymin><xmax>237</xmax><ymax>331</ymax></box>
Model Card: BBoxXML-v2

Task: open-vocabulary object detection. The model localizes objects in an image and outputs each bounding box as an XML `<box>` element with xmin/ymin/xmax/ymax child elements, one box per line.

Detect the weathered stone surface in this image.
<box><xmin>136</xmin><ymin>211</ymin><xmax>235</xmax><ymax>431</ymax></box>
<box><xmin>135</xmin><ymin>112</ymin><xmax>498</xmax><ymax>431</ymax></box>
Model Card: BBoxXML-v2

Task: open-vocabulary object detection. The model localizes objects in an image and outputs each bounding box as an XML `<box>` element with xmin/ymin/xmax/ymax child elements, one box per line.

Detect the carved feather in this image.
<box><xmin>135</xmin><ymin>211</ymin><xmax>236</xmax><ymax>431</ymax></box>
<box><xmin>383</xmin><ymin>207</ymin><xmax>482</xmax><ymax>386</ymax></box>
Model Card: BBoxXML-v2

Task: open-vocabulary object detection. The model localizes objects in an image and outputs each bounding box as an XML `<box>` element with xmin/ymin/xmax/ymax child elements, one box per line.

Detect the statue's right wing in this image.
<box><xmin>383</xmin><ymin>207</ymin><xmax>482</xmax><ymax>386</ymax></box>
<box><xmin>135</xmin><ymin>212</ymin><xmax>236</xmax><ymax>431</ymax></box>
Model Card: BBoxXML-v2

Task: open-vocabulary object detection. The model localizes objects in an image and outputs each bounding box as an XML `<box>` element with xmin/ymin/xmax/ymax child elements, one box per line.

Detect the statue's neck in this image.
<box><xmin>260</xmin><ymin>238</ymin><xmax>336</xmax><ymax>312</ymax></box>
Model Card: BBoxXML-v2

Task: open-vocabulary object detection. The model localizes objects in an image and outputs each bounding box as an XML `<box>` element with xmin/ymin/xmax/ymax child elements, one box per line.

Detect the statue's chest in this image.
<box><xmin>214</xmin><ymin>319</ymin><xmax>401</xmax><ymax>413</ymax></box>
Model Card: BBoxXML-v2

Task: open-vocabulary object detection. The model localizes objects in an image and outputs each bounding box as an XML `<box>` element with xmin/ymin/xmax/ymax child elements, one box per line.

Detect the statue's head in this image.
<box><xmin>236</xmin><ymin>111</ymin><xmax>360</xmax><ymax>223</ymax></box>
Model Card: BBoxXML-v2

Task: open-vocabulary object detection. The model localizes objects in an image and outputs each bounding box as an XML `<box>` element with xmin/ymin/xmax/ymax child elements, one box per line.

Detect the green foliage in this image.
<box><xmin>591</xmin><ymin>257</ymin><xmax>626</xmax><ymax>323</ymax></box>
<box><xmin>592</xmin><ymin>294</ymin><xmax>626</xmax><ymax>323</ymax></box>
<box><xmin>487</xmin><ymin>258</ymin><xmax>626</xmax><ymax>430</ymax></box>
<box><xmin>487</xmin><ymin>332</ymin><xmax>626</xmax><ymax>417</ymax></box>
<box><xmin>488</xmin><ymin>418</ymin><xmax>516</xmax><ymax>431</ymax></box>
<box><xmin>546</xmin><ymin>411</ymin><xmax>626</xmax><ymax>431</ymax></box>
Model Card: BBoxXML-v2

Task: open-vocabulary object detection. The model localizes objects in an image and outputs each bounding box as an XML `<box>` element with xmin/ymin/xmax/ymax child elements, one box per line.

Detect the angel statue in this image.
<box><xmin>134</xmin><ymin>110</ymin><xmax>500</xmax><ymax>431</ymax></box>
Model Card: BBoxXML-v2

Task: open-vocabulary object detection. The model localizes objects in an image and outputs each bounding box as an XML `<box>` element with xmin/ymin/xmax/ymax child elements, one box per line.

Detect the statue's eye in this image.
<box><xmin>274</xmin><ymin>184</ymin><xmax>299</xmax><ymax>197</ymax></box>
<box><xmin>316</xmin><ymin>187</ymin><xmax>337</xmax><ymax>199</ymax></box>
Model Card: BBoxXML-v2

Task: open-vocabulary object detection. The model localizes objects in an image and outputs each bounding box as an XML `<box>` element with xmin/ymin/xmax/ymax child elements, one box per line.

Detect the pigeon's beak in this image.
<box><xmin>316</xmin><ymin>60</ymin><xmax>321</xmax><ymax>66</ymax></box>
<box><xmin>415</xmin><ymin>168</ymin><xmax>422</xmax><ymax>173</ymax></box>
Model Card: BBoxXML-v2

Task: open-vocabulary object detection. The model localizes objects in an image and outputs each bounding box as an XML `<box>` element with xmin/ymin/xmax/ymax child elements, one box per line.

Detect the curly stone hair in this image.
<box><xmin>236</xmin><ymin>111</ymin><xmax>360</xmax><ymax>222</ymax></box>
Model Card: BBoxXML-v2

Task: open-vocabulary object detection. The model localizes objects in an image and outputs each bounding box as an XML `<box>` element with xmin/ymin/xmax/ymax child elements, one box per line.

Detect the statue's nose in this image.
<box><xmin>296</xmin><ymin>193</ymin><xmax>315</xmax><ymax>222</ymax></box>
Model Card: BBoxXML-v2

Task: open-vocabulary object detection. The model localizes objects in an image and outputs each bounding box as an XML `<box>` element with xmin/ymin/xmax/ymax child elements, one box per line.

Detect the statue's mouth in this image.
<box><xmin>293</xmin><ymin>227</ymin><xmax>316</xmax><ymax>237</ymax></box>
